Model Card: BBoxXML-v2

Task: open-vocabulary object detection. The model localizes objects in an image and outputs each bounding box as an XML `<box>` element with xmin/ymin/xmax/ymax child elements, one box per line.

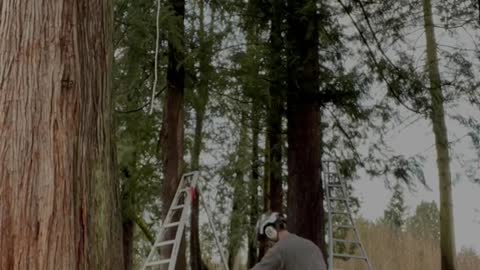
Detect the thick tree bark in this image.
<box><xmin>422</xmin><ymin>0</ymin><xmax>457</xmax><ymax>269</ymax></box>
<box><xmin>161</xmin><ymin>0</ymin><xmax>186</xmax><ymax>269</ymax></box>
<box><xmin>0</xmin><ymin>0</ymin><xmax>124</xmax><ymax>269</ymax></box>
<box><xmin>286</xmin><ymin>0</ymin><xmax>326</xmax><ymax>258</ymax></box>
<box><xmin>267</xmin><ymin>0</ymin><xmax>285</xmax><ymax>213</ymax></box>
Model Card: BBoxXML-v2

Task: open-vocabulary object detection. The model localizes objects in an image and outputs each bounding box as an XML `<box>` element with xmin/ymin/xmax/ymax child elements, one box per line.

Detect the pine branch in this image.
<box><xmin>133</xmin><ymin>215</ymin><xmax>155</xmax><ymax>244</ymax></box>
<box><xmin>336</xmin><ymin>0</ymin><xmax>426</xmax><ymax>115</ymax></box>
<box><xmin>115</xmin><ymin>85</ymin><xmax>167</xmax><ymax>114</ymax></box>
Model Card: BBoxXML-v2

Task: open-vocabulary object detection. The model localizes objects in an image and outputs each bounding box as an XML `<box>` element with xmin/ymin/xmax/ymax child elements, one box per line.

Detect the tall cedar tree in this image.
<box><xmin>286</xmin><ymin>0</ymin><xmax>326</xmax><ymax>257</ymax></box>
<box><xmin>0</xmin><ymin>0</ymin><xmax>124</xmax><ymax>269</ymax></box>
<box><xmin>161</xmin><ymin>0</ymin><xmax>186</xmax><ymax>268</ymax></box>
<box><xmin>243</xmin><ymin>2</ymin><xmax>262</xmax><ymax>264</ymax></box>
<box><xmin>422</xmin><ymin>0</ymin><xmax>457</xmax><ymax>268</ymax></box>
<box><xmin>190</xmin><ymin>0</ymin><xmax>213</xmax><ymax>269</ymax></box>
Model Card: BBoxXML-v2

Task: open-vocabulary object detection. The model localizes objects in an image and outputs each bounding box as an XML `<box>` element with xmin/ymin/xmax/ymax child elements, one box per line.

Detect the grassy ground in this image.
<box><xmin>333</xmin><ymin>220</ymin><xmax>480</xmax><ymax>270</ymax></box>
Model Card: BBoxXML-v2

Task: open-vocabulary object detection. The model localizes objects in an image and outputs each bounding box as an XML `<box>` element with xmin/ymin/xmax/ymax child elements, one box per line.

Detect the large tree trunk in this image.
<box><xmin>422</xmin><ymin>0</ymin><xmax>457</xmax><ymax>269</ymax></box>
<box><xmin>286</xmin><ymin>0</ymin><xmax>326</xmax><ymax>257</ymax></box>
<box><xmin>267</xmin><ymin>0</ymin><xmax>285</xmax><ymax>213</ymax></box>
<box><xmin>161</xmin><ymin>0</ymin><xmax>186</xmax><ymax>268</ymax></box>
<box><xmin>0</xmin><ymin>0</ymin><xmax>124</xmax><ymax>269</ymax></box>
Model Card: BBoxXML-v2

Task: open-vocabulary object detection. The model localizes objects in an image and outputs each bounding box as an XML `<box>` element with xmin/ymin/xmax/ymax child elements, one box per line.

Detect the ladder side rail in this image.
<box><xmin>198</xmin><ymin>189</ymin><xmax>230</xmax><ymax>270</ymax></box>
<box><xmin>141</xmin><ymin>173</ymin><xmax>189</xmax><ymax>270</ymax></box>
<box><xmin>167</xmin><ymin>172</ymin><xmax>199</xmax><ymax>270</ymax></box>
<box><xmin>168</xmin><ymin>189</ymin><xmax>193</xmax><ymax>270</ymax></box>
<box><xmin>338</xmin><ymin>171</ymin><xmax>374</xmax><ymax>270</ymax></box>
<box><xmin>324</xmin><ymin>162</ymin><xmax>335</xmax><ymax>270</ymax></box>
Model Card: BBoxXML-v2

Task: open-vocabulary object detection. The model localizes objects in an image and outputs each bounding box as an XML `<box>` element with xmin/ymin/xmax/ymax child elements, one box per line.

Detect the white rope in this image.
<box><xmin>149</xmin><ymin>0</ymin><xmax>161</xmax><ymax>114</ymax></box>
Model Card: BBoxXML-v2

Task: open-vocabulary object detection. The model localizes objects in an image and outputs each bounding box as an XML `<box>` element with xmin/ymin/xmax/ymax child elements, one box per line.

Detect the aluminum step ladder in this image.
<box><xmin>323</xmin><ymin>161</ymin><xmax>373</xmax><ymax>270</ymax></box>
<box><xmin>141</xmin><ymin>171</ymin><xmax>229</xmax><ymax>270</ymax></box>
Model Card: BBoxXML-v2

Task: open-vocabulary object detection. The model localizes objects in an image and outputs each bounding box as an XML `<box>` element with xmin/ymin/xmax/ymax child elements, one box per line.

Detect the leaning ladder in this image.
<box><xmin>141</xmin><ymin>171</ymin><xmax>229</xmax><ymax>270</ymax></box>
<box><xmin>323</xmin><ymin>161</ymin><xmax>373</xmax><ymax>270</ymax></box>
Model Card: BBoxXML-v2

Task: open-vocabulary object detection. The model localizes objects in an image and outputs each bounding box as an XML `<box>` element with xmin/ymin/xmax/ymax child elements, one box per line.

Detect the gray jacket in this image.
<box><xmin>251</xmin><ymin>233</ymin><xmax>327</xmax><ymax>270</ymax></box>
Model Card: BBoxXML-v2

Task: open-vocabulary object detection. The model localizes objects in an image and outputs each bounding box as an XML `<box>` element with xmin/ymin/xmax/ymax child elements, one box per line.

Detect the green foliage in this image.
<box><xmin>458</xmin><ymin>246</ymin><xmax>478</xmax><ymax>257</ymax></box>
<box><xmin>406</xmin><ymin>201</ymin><xmax>440</xmax><ymax>241</ymax></box>
<box><xmin>110</xmin><ymin>0</ymin><xmax>480</xmax><ymax>267</ymax></box>
<box><xmin>381</xmin><ymin>183</ymin><xmax>407</xmax><ymax>230</ymax></box>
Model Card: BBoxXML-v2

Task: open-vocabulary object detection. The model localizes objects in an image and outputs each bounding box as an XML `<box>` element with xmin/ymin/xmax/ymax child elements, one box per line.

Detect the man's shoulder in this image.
<box><xmin>285</xmin><ymin>234</ymin><xmax>320</xmax><ymax>249</ymax></box>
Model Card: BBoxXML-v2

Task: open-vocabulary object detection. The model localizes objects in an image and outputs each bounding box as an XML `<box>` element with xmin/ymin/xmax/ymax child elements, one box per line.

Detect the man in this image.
<box><xmin>251</xmin><ymin>212</ymin><xmax>327</xmax><ymax>270</ymax></box>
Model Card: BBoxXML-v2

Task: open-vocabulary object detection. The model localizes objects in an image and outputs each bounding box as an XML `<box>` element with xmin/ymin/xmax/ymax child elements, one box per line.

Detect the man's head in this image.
<box><xmin>255</xmin><ymin>212</ymin><xmax>287</xmax><ymax>242</ymax></box>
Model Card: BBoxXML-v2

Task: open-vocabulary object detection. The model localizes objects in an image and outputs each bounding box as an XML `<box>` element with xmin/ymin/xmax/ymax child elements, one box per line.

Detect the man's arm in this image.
<box><xmin>250</xmin><ymin>246</ymin><xmax>283</xmax><ymax>270</ymax></box>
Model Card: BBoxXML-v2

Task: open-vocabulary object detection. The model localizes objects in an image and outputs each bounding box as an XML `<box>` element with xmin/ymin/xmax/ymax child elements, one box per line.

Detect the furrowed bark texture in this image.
<box><xmin>286</xmin><ymin>0</ymin><xmax>326</xmax><ymax>258</ymax></box>
<box><xmin>0</xmin><ymin>1</ymin><xmax>124</xmax><ymax>269</ymax></box>
<box><xmin>422</xmin><ymin>0</ymin><xmax>457</xmax><ymax>269</ymax></box>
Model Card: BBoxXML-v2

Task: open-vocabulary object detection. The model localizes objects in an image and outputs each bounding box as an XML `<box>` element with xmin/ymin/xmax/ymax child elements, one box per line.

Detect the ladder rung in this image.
<box><xmin>333</xmin><ymin>238</ymin><xmax>360</xmax><ymax>244</ymax></box>
<box><xmin>333</xmin><ymin>253</ymin><xmax>367</xmax><ymax>260</ymax></box>
<box><xmin>145</xmin><ymin>259</ymin><xmax>171</xmax><ymax>266</ymax></box>
<box><xmin>163</xmin><ymin>221</ymin><xmax>180</xmax><ymax>228</ymax></box>
<box><xmin>154</xmin><ymin>240</ymin><xmax>176</xmax><ymax>247</ymax></box>
<box><xmin>172</xmin><ymin>204</ymin><xmax>185</xmax><ymax>210</ymax></box>
<box><xmin>334</xmin><ymin>224</ymin><xmax>354</xmax><ymax>229</ymax></box>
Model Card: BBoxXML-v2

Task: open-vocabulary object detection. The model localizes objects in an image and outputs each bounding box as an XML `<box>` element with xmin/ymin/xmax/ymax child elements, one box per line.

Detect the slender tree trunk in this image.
<box><xmin>190</xmin><ymin>99</ymin><xmax>205</xmax><ymax>270</ymax></box>
<box><xmin>263</xmin><ymin>136</ymin><xmax>271</xmax><ymax>211</ymax></box>
<box><xmin>0</xmin><ymin>0</ymin><xmax>124</xmax><ymax>269</ymax></box>
<box><xmin>161</xmin><ymin>0</ymin><xmax>186</xmax><ymax>268</ymax></box>
<box><xmin>267</xmin><ymin>0</ymin><xmax>285</xmax><ymax>213</ymax></box>
<box><xmin>422</xmin><ymin>0</ymin><xmax>457</xmax><ymax>269</ymax></box>
<box><xmin>190</xmin><ymin>1</ymin><xmax>213</xmax><ymax>270</ymax></box>
<box><xmin>286</xmin><ymin>0</ymin><xmax>326</xmax><ymax>258</ymax></box>
<box><xmin>248</xmin><ymin>100</ymin><xmax>261</xmax><ymax>266</ymax></box>
<box><xmin>227</xmin><ymin>113</ymin><xmax>248</xmax><ymax>269</ymax></box>
<box><xmin>120</xmin><ymin>167</ymin><xmax>135</xmax><ymax>270</ymax></box>
<box><xmin>122</xmin><ymin>219</ymin><xmax>134</xmax><ymax>270</ymax></box>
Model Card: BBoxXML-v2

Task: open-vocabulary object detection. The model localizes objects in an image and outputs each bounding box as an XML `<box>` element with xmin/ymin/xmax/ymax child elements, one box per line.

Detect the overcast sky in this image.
<box><xmin>353</xmin><ymin>114</ymin><xmax>480</xmax><ymax>253</ymax></box>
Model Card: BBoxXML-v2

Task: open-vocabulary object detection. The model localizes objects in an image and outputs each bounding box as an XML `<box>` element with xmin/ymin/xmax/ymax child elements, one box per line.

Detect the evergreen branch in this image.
<box><xmin>211</xmin><ymin>88</ymin><xmax>252</xmax><ymax>105</ymax></box>
<box><xmin>327</xmin><ymin>109</ymin><xmax>364</xmax><ymax>167</ymax></box>
<box><xmin>336</xmin><ymin>0</ymin><xmax>425</xmax><ymax>115</ymax></box>
<box><xmin>115</xmin><ymin>85</ymin><xmax>167</xmax><ymax>114</ymax></box>
<box><xmin>433</xmin><ymin>19</ymin><xmax>475</xmax><ymax>29</ymax></box>
<box><xmin>133</xmin><ymin>215</ymin><xmax>155</xmax><ymax>244</ymax></box>
<box><xmin>354</xmin><ymin>0</ymin><xmax>397</xmax><ymax>68</ymax></box>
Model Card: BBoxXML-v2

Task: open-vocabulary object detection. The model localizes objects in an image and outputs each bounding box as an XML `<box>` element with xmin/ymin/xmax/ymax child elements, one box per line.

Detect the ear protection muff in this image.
<box><xmin>264</xmin><ymin>225</ymin><xmax>278</xmax><ymax>241</ymax></box>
